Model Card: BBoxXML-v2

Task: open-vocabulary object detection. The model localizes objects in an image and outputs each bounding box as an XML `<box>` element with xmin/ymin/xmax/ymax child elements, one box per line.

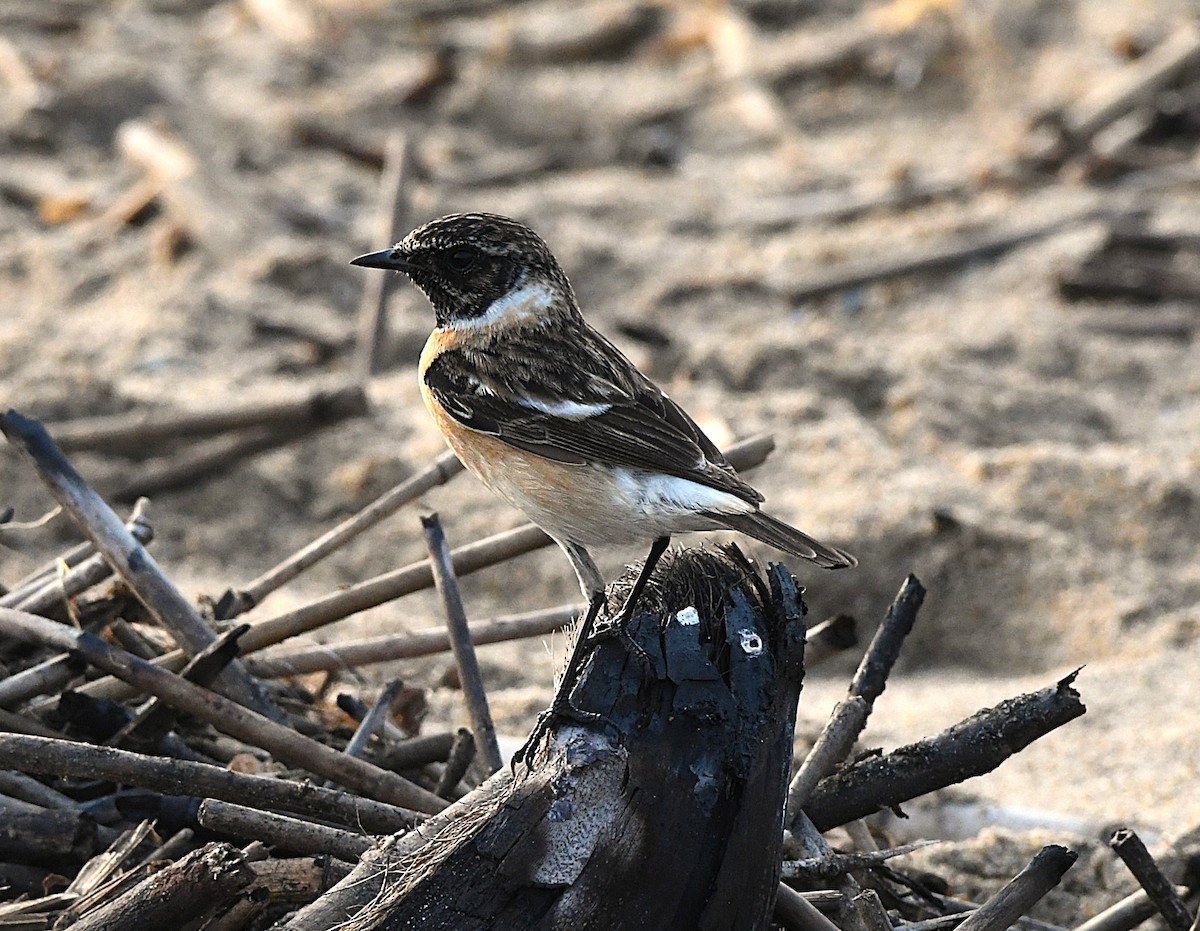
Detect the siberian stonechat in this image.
<box><xmin>352</xmin><ymin>213</ymin><xmax>855</xmax><ymax>756</ymax></box>
<box><xmin>352</xmin><ymin>211</ymin><xmax>853</xmax><ymax>595</ymax></box>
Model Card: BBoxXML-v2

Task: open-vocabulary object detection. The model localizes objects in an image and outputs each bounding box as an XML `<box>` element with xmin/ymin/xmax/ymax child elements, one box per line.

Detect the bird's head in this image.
<box><xmin>351</xmin><ymin>212</ymin><xmax>576</xmax><ymax>330</ymax></box>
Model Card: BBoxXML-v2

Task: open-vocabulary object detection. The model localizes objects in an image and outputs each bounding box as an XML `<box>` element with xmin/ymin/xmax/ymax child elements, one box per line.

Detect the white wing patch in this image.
<box><xmin>516</xmin><ymin>397</ymin><xmax>611</xmax><ymax>419</ymax></box>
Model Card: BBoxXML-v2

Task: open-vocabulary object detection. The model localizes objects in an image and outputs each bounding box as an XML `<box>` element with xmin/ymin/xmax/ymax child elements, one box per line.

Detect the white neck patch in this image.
<box><xmin>448</xmin><ymin>277</ymin><xmax>556</xmax><ymax>331</ymax></box>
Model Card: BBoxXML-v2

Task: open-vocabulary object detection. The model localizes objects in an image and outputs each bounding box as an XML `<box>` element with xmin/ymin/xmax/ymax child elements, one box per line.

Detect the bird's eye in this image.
<box><xmin>446</xmin><ymin>248</ymin><xmax>477</xmax><ymax>272</ymax></box>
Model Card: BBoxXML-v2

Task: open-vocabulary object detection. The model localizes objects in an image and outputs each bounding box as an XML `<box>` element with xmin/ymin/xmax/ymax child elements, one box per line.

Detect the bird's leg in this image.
<box><xmin>512</xmin><ymin>592</ymin><xmax>608</xmax><ymax>770</ymax></box>
<box><xmin>612</xmin><ymin>535</ymin><xmax>670</xmax><ymax>627</ymax></box>
<box><xmin>511</xmin><ymin>538</ymin><xmax>671</xmax><ymax>770</ymax></box>
<box><xmin>512</xmin><ymin>544</ymin><xmax>611</xmax><ymax>770</ymax></box>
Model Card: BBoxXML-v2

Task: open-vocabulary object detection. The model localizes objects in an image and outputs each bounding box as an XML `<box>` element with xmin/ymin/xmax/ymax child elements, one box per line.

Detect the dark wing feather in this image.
<box><xmin>424</xmin><ymin>322</ymin><xmax>762</xmax><ymax>505</ymax></box>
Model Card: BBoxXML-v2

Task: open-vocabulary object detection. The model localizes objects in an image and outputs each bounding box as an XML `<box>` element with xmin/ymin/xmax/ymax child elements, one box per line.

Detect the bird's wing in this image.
<box><xmin>424</xmin><ymin>326</ymin><xmax>763</xmax><ymax>505</ymax></box>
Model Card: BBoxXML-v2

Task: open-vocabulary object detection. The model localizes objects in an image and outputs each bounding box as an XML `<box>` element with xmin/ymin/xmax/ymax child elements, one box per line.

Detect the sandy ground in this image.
<box><xmin>2</xmin><ymin>0</ymin><xmax>1199</xmax><ymax>919</ymax></box>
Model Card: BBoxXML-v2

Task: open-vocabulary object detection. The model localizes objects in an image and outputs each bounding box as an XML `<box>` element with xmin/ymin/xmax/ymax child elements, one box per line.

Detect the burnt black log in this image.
<box><xmin>339</xmin><ymin>545</ymin><xmax>808</xmax><ymax>931</ymax></box>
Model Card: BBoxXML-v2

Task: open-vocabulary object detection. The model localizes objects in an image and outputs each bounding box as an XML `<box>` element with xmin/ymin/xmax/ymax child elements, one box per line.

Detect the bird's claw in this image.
<box><xmin>510</xmin><ymin>695</ymin><xmax>616</xmax><ymax>772</ymax></box>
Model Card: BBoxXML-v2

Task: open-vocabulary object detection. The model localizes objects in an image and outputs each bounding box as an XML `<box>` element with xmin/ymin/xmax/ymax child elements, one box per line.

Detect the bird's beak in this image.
<box><xmin>349</xmin><ymin>248</ymin><xmax>416</xmax><ymax>272</ymax></box>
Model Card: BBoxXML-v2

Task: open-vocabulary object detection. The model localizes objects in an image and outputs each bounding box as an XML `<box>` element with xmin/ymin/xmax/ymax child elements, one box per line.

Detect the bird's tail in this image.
<box><xmin>708</xmin><ymin>510</ymin><xmax>857</xmax><ymax>569</ymax></box>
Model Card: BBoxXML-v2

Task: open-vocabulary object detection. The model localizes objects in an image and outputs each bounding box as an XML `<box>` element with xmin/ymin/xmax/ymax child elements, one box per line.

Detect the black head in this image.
<box><xmin>350</xmin><ymin>213</ymin><xmax>575</xmax><ymax>328</ymax></box>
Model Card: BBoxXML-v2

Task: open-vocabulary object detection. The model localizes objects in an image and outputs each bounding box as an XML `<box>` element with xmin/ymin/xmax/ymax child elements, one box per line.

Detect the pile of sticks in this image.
<box><xmin>1</xmin><ymin>404</ymin><xmax>1197</xmax><ymax>929</ymax></box>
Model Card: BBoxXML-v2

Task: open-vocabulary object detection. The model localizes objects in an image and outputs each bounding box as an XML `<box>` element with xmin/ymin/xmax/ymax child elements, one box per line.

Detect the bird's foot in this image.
<box><xmin>511</xmin><ymin>694</ymin><xmax>617</xmax><ymax>772</ymax></box>
<box><xmin>587</xmin><ymin>607</ymin><xmax>652</xmax><ymax>669</ymax></box>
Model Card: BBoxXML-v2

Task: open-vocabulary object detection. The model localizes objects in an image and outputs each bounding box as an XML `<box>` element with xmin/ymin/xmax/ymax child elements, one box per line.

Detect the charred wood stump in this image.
<box><xmin>342</xmin><ymin>545</ymin><xmax>808</xmax><ymax>931</ymax></box>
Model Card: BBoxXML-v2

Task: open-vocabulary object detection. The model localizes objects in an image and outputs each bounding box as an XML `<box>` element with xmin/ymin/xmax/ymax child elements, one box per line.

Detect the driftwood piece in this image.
<box><xmin>338</xmin><ymin>546</ymin><xmax>808</xmax><ymax>930</ymax></box>
<box><xmin>0</xmin><ymin>410</ymin><xmax>274</xmax><ymax>719</ymax></box>
<box><xmin>1108</xmin><ymin>829</ymin><xmax>1195</xmax><ymax>931</ymax></box>
<box><xmin>197</xmin><ymin>799</ymin><xmax>372</xmax><ymax>862</ymax></box>
<box><xmin>0</xmin><ymin>608</ymin><xmax>447</xmax><ymax>814</ymax></box>
<box><xmin>67</xmin><ymin>842</ymin><xmax>256</xmax><ymax>931</ymax></box>
<box><xmin>956</xmin><ymin>846</ymin><xmax>1078</xmax><ymax>931</ymax></box>
<box><xmin>422</xmin><ymin>513</ymin><xmax>503</xmax><ymax>774</ymax></box>
<box><xmin>803</xmin><ymin>671</ymin><xmax>1086</xmax><ymax>832</ymax></box>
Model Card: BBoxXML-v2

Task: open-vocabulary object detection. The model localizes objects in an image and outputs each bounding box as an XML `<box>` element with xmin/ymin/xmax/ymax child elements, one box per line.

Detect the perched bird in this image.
<box><xmin>351</xmin><ymin>213</ymin><xmax>855</xmax><ymax>757</ymax></box>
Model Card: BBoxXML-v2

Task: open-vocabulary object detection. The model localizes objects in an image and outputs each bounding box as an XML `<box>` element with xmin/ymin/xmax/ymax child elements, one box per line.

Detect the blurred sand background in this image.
<box><xmin>2</xmin><ymin>0</ymin><xmax>1199</xmax><ymax>918</ymax></box>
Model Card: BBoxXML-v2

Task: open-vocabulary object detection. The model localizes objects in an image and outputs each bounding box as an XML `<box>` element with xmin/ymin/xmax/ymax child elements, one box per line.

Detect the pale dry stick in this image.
<box><xmin>422</xmin><ymin>514</ymin><xmax>503</xmax><ymax>775</ymax></box>
<box><xmin>0</xmin><ymin>499</ymin><xmax>151</xmax><ymax>608</ymax></box>
<box><xmin>1075</xmin><ymin>887</ymin><xmax>1191</xmax><ymax>931</ymax></box>
<box><xmin>343</xmin><ymin>679</ymin><xmax>406</xmax><ymax>761</ymax></box>
<box><xmin>198</xmin><ymin>799</ymin><xmax>372</xmax><ymax>862</ymax></box>
<box><xmin>69</xmin><ymin>434</ymin><xmax>776</xmax><ymax>701</ymax></box>
<box><xmin>786</xmin><ymin>575</ymin><xmax>925</xmax><ymax>826</ymax></box>
<box><xmin>7</xmin><ymin>503</ymin><xmax>153</xmax><ymax>615</ymax></box>
<box><xmin>5</xmin><ymin>537</ymin><xmax>96</xmax><ymax>598</ymax></box>
<box><xmin>773</xmin><ymin>883</ymin><xmax>843</xmax><ymax>931</ymax></box>
<box><xmin>1064</xmin><ymin>23</ymin><xmax>1200</xmax><ymax>146</ymax></box>
<box><xmin>356</xmin><ymin>131</ymin><xmax>415</xmax><ymax>379</ymax></box>
<box><xmin>213</xmin><ymin>449</ymin><xmax>462</xmax><ymax>620</ymax></box>
<box><xmin>46</xmin><ymin>385</ymin><xmax>366</xmax><ymax>454</ymax></box>
<box><xmin>0</xmin><ymin>653</ymin><xmax>86</xmax><ymax>708</ymax></box>
<box><xmin>0</xmin><ymin>608</ymin><xmax>446</xmax><ymax>814</ymax></box>
<box><xmin>1109</xmin><ymin>829</ymin><xmax>1194</xmax><ymax>931</ymax></box>
<box><xmin>789</xmin><ymin>812</ymin><xmax>886</xmax><ymax>931</ymax></box>
<box><xmin>249</xmin><ymin>604</ymin><xmax>578</xmax><ymax>678</ymax></box>
<box><xmin>0</xmin><ymin>504</ymin><xmax>61</xmax><ymax>532</ymax></box>
<box><xmin>379</xmin><ymin>731</ymin><xmax>456</xmax><ymax>772</ymax></box>
<box><xmin>0</xmin><ymin>411</ymin><xmax>275</xmax><ymax>719</ymax></box>
<box><xmin>785</xmin><ymin>696</ymin><xmax>868</xmax><ymax>823</ymax></box>
<box><xmin>337</xmin><ymin>692</ymin><xmax>408</xmax><ymax>746</ymax></box>
<box><xmin>0</xmin><ymin>706</ymin><xmax>69</xmax><ymax>739</ymax></box>
<box><xmin>956</xmin><ymin>845</ymin><xmax>1078</xmax><ymax>931</ymax></box>
<box><xmin>139</xmin><ymin>828</ymin><xmax>194</xmax><ymax>866</ymax></box>
<box><xmin>68</xmin><ymin>821</ymin><xmax>158</xmax><ymax>900</ymax></box>
<box><xmin>804</xmin><ymin>614</ymin><xmax>858</xmax><ymax>668</ymax></box>
<box><xmin>0</xmin><ymin>509</ymin><xmax>151</xmax><ymax>707</ymax></box>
